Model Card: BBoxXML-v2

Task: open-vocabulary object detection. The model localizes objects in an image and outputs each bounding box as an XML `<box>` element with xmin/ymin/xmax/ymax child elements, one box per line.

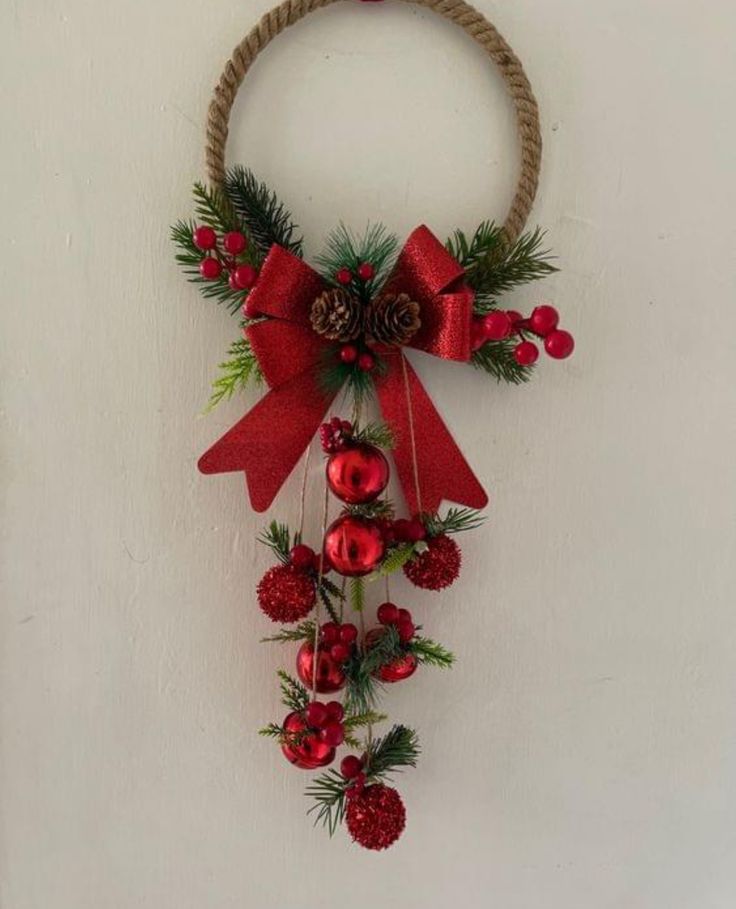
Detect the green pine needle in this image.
<box><xmin>352</xmin><ymin>421</ymin><xmax>394</xmax><ymax>449</ymax></box>
<box><xmin>277</xmin><ymin>670</ymin><xmax>309</xmax><ymax>713</ymax></box>
<box><xmin>472</xmin><ymin>337</ymin><xmax>534</xmax><ymax>384</ymax></box>
<box><xmin>305</xmin><ymin>769</ymin><xmax>348</xmax><ymax>835</ymax></box>
<box><xmin>315</xmin><ymin>223</ymin><xmax>399</xmax><ymax>297</ymax></box>
<box><xmin>261</xmin><ymin>621</ymin><xmax>315</xmax><ymax>644</ymax></box>
<box><xmin>408</xmin><ymin>636</ymin><xmax>455</xmax><ymax>669</ymax></box>
<box><xmin>206</xmin><ymin>336</ymin><xmax>262</xmax><ymax>410</ymax></box>
<box><xmin>258</xmin><ymin>521</ymin><xmax>292</xmax><ymax>563</ymax></box>
<box><xmin>364</xmin><ymin>724</ymin><xmax>420</xmax><ymax>780</ymax></box>
<box><xmin>223</xmin><ymin>166</ymin><xmax>303</xmax><ymax>257</ymax></box>
<box><xmin>349</xmin><ymin>577</ymin><xmax>365</xmax><ymax>613</ymax></box>
<box><xmin>258</xmin><ymin>723</ymin><xmax>284</xmax><ymax>738</ymax></box>
<box><xmin>370</xmin><ymin>544</ymin><xmax>416</xmax><ymax>578</ymax></box>
<box><xmin>423</xmin><ymin>508</ymin><xmax>486</xmax><ymax>537</ymax></box>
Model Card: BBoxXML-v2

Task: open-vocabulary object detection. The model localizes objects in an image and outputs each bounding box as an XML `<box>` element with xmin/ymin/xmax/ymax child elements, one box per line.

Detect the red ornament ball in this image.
<box><xmin>281</xmin><ymin>711</ymin><xmax>335</xmax><ymax>770</ymax></box>
<box><xmin>357</xmin><ymin>262</ymin><xmax>375</xmax><ymax>281</ymax></box>
<box><xmin>365</xmin><ymin>628</ymin><xmax>418</xmax><ymax>683</ymax></box>
<box><xmin>482</xmin><ymin>310</ymin><xmax>513</xmax><ymax>341</ymax></box>
<box><xmin>513</xmin><ymin>340</ymin><xmax>539</xmax><ymax>366</ymax></box>
<box><xmin>544</xmin><ymin>328</ymin><xmax>575</xmax><ymax>359</ymax></box>
<box><xmin>193</xmin><ymin>225</ymin><xmax>217</xmax><ymax>250</ymax></box>
<box><xmin>289</xmin><ymin>544</ymin><xmax>315</xmax><ymax>571</ymax></box>
<box><xmin>257</xmin><ymin>564</ymin><xmax>316</xmax><ymax>622</ymax></box>
<box><xmin>346</xmin><ymin>784</ymin><xmax>406</xmax><ymax>851</ymax></box>
<box><xmin>403</xmin><ymin>534</ymin><xmax>461</xmax><ymax>591</ymax></box>
<box><xmin>233</xmin><ymin>264</ymin><xmax>258</xmax><ymax>289</ymax></box>
<box><xmin>323</xmin><ymin>515</ymin><xmax>385</xmax><ymax>577</ymax></box>
<box><xmin>326</xmin><ymin>443</ymin><xmax>390</xmax><ymax>504</ymax></box>
<box><xmin>529</xmin><ymin>304</ymin><xmax>559</xmax><ymax>336</ymax></box>
<box><xmin>296</xmin><ymin>641</ymin><xmax>347</xmax><ymax>693</ymax></box>
<box><xmin>223</xmin><ymin>231</ymin><xmax>247</xmax><ymax>255</ymax></box>
<box><xmin>341</xmin><ymin>754</ymin><xmax>364</xmax><ymax>779</ymax></box>
<box><xmin>336</xmin><ymin>267</ymin><xmax>353</xmax><ymax>285</ymax></box>
<box><xmin>199</xmin><ymin>256</ymin><xmax>222</xmax><ymax>280</ymax></box>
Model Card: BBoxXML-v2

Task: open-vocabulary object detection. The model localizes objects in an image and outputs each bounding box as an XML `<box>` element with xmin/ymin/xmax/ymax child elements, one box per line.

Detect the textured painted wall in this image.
<box><xmin>2</xmin><ymin>1</ymin><xmax>736</xmax><ymax>906</ymax></box>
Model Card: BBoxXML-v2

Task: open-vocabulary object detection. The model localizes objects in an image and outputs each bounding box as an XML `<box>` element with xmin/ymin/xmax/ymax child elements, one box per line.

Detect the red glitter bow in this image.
<box><xmin>198</xmin><ymin>225</ymin><xmax>488</xmax><ymax>514</ymax></box>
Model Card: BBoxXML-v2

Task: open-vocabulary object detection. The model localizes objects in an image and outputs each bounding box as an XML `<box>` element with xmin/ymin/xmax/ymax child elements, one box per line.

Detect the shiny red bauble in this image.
<box><xmin>403</xmin><ymin>533</ymin><xmax>461</xmax><ymax>591</ymax></box>
<box><xmin>346</xmin><ymin>784</ymin><xmax>406</xmax><ymax>850</ymax></box>
<box><xmin>257</xmin><ymin>564</ymin><xmax>316</xmax><ymax>622</ymax></box>
<box><xmin>280</xmin><ymin>711</ymin><xmax>336</xmax><ymax>769</ymax></box>
<box><xmin>529</xmin><ymin>304</ymin><xmax>559</xmax><ymax>336</ymax></box>
<box><xmin>296</xmin><ymin>641</ymin><xmax>347</xmax><ymax>693</ymax></box>
<box><xmin>326</xmin><ymin>443</ymin><xmax>390</xmax><ymax>504</ymax></box>
<box><xmin>365</xmin><ymin>628</ymin><xmax>418</xmax><ymax>683</ymax></box>
<box><xmin>544</xmin><ymin>328</ymin><xmax>575</xmax><ymax>359</ymax></box>
<box><xmin>323</xmin><ymin>515</ymin><xmax>385</xmax><ymax>577</ymax></box>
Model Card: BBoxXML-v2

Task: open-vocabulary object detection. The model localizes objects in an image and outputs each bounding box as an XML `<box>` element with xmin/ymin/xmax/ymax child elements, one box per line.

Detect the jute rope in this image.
<box><xmin>205</xmin><ymin>0</ymin><xmax>542</xmax><ymax>243</ymax></box>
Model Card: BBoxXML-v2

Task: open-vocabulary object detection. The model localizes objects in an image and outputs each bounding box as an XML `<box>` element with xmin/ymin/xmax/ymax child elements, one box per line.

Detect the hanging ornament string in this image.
<box><xmin>297</xmin><ymin>442</ymin><xmax>312</xmax><ymax>539</ymax></box>
<box><xmin>400</xmin><ymin>353</ymin><xmax>423</xmax><ymax>516</ymax></box>
<box><xmin>205</xmin><ymin>0</ymin><xmax>541</xmax><ymax>245</ymax></box>
<box><xmin>310</xmin><ymin>481</ymin><xmax>331</xmax><ymax>700</ymax></box>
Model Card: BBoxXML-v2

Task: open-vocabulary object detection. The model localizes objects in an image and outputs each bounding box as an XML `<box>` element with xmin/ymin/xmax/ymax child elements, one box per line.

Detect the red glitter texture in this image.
<box><xmin>346</xmin><ymin>784</ymin><xmax>406</xmax><ymax>851</ymax></box>
<box><xmin>403</xmin><ymin>534</ymin><xmax>461</xmax><ymax>591</ymax></box>
<box><xmin>257</xmin><ymin>564</ymin><xmax>316</xmax><ymax>623</ymax></box>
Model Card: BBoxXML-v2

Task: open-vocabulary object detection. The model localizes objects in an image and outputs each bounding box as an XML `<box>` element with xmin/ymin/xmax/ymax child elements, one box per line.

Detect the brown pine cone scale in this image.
<box><xmin>310</xmin><ymin>288</ymin><xmax>363</xmax><ymax>342</ymax></box>
<box><xmin>365</xmin><ymin>292</ymin><xmax>421</xmax><ymax>347</ymax></box>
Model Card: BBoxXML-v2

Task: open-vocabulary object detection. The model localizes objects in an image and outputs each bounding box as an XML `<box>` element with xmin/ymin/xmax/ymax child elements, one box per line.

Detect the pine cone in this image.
<box><xmin>310</xmin><ymin>288</ymin><xmax>363</xmax><ymax>341</ymax></box>
<box><xmin>365</xmin><ymin>293</ymin><xmax>421</xmax><ymax>347</ymax></box>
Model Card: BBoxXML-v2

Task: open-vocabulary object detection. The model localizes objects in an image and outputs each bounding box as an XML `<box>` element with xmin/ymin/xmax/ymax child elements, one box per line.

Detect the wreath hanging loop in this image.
<box><xmin>204</xmin><ymin>0</ymin><xmax>542</xmax><ymax>244</ymax></box>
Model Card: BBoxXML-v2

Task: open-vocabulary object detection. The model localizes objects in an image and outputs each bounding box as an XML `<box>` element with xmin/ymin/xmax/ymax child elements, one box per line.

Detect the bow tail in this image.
<box><xmin>198</xmin><ymin>371</ymin><xmax>337</xmax><ymax>513</ymax></box>
<box><xmin>376</xmin><ymin>354</ymin><xmax>489</xmax><ymax>515</ymax></box>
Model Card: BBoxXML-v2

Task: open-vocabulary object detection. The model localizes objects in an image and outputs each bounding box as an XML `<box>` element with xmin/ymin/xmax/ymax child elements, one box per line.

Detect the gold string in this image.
<box><xmin>400</xmin><ymin>353</ymin><xmax>423</xmax><ymax>515</ymax></box>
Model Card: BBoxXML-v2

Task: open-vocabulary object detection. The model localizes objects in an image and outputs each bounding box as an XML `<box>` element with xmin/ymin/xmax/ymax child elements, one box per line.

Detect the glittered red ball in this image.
<box><xmin>296</xmin><ymin>641</ymin><xmax>347</xmax><ymax>693</ymax></box>
<box><xmin>257</xmin><ymin>564</ymin><xmax>316</xmax><ymax>623</ymax></box>
<box><xmin>326</xmin><ymin>443</ymin><xmax>390</xmax><ymax>505</ymax></box>
<box><xmin>403</xmin><ymin>534</ymin><xmax>461</xmax><ymax>591</ymax></box>
<box><xmin>544</xmin><ymin>328</ymin><xmax>575</xmax><ymax>359</ymax></box>
<box><xmin>365</xmin><ymin>628</ymin><xmax>418</xmax><ymax>682</ymax></box>
<box><xmin>346</xmin><ymin>784</ymin><xmax>406</xmax><ymax>851</ymax></box>
<box><xmin>281</xmin><ymin>711</ymin><xmax>336</xmax><ymax>770</ymax></box>
<box><xmin>323</xmin><ymin>516</ymin><xmax>385</xmax><ymax>577</ymax></box>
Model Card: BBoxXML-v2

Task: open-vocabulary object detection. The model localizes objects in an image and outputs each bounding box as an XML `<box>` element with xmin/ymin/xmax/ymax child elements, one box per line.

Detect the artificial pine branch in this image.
<box><xmin>372</xmin><ymin>544</ymin><xmax>416</xmax><ymax>577</ymax></box>
<box><xmin>277</xmin><ymin>670</ymin><xmax>309</xmax><ymax>713</ymax></box>
<box><xmin>408</xmin><ymin>636</ymin><xmax>455</xmax><ymax>668</ymax></box>
<box><xmin>258</xmin><ymin>521</ymin><xmax>292</xmax><ymax>563</ymax></box>
<box><xmin>346</xmin><ymin>499</ymin><xmax>395</xmax><ymax>521</ymax></box>
<box><xmin>315</xmin><ymin>224</ymin><xmax>399</xmax><ymax>298</ymax></box>
<box><xmin>471</xmin><ymin>338</ymin><xmax>533</xmax><ymax>384</ymax></box>
<box><xmin>352</xmin><ymin>421</ymin><xmax>394</xmax><ymax>449</ymax></box>
<box><xmin>349</xmin><ymin>577</ymin><xmax>365</xmax><ymax>613</ymax></box>
<box><xmin>206</xmin><ymin>335</ymin><xmax>262</xmax><ymax>410</ymax></box>
<box><xmin>474</xmin><ymin>226</ymin><xmax>557</xmax><ymax>298</ymax></box>
<box><xmin>224</xmin><ymin>166</ymin><xmax>303</xmax><ymax>257</ymax></box>
<box><xmin>261</xmin><ymin>620</ymin><xmax>315</xmax><ymax>644</ymax></box>
<box><xmin>258</xmin><ymin>722</ymin><xmax>284</xmax><ymax>738</ymax></box>
<box><xmin>446</xmin><ymin>221</ymin><xmax>506</xmax><ymax>273</ymax></box>
<box><xmin>364</xmin><ymin>724</ymin><xmax>420</xmax><ymax>779</ymax></box>
<box><xmin>317</xmin><ymin>584</ymin><xmax>341</xmax><ymax>625</ymax></box>
<box><xmin>192</xmin><ymin>181</ymin><xmax>239</xmax><ymax>232</ymax></box>
<box><xmin>423</xmin><ymin>507</ymin><xmax>486</xmax><ymax>537</ymax></box>
<box><xmin>171</xmin><ymin>219</ymin><xmax>246</xmax><ymax>314</ymax></box>
<box><xmin>305</xmin><ymin>769</ymin><xmax>348</xmax><ymax>835</ymax></box>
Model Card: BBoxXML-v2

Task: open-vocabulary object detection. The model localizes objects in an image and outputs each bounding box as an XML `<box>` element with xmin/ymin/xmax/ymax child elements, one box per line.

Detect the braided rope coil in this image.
<box><xmin>205</xmin><ymin>0</ymin><xmax>541</xmax><ymax>243</ymax></box>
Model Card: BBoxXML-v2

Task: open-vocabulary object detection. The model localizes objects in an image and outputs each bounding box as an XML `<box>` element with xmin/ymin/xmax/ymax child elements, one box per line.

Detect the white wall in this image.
<box><xmin>2</xmin><ymin>1</ymin><xmax>735</xmax><ymax>906</ymax></box>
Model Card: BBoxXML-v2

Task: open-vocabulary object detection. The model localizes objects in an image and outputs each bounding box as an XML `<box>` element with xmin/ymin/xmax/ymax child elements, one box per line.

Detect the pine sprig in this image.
<box><xmin>317</xmin><ymin>350</ymin><xmax>385</xmax><ymax>407</ymax></box>
<box><xmin>192</xmin><ymin>181</ymin><xmax>239</xmax><ymax>232</ymax></box>
<box><xmin>171</xmin><ymin>219</ymin><xmax>247</xmax><ymax>314</ymax></box>
<box><xmin>370</xmin><ymin>544</ymin><xmax>416</xmax><ymax>578</ymax></box>
<box><xmin>423</xmin><ymin>508</ymin><xmax>485</xmax><ymax>537</ymax></box>
<box><xmin>408</xmin><ymin>636</ymin><xmax>455</xmax><ymax>669</ymax></box>
<box><xmin>352</xmin><ymin>421</ymin><xmax>394</xmax><ymax>449</ymax></box>
<box><xmin>305</xmin><ymin>770</ymin><xmax>348</xmax><ymax>835</ymax></box>
<box><xmin>258</xmin><ymin>722</ymin><xmax>284</xmax><ymax>738</ymax></box>
<box><xmin>317</xmin><ymin>583</ymin><xmax>342</xmax><ymax>625</ymax></box>
<box><xmin>349</xmin><ymin>577</ymin><xmax>365</xmax><ymax>614</ymax></box>
<box><xmin>472</xmin><ymin>337</ymin><xmax>534</xmax><ymax>384</ymax></box>
<box><xmin>206</xmin><ymin>335</ymin><xmax>262</xmax><ymax>410</ymax></box>
<box><xmin>346</xmin><ymin>499</ymin><xmax>395</xmax><ymax>521</ymax></box>
<box><xmin>224</xmin><ymin>166</ymin><xmax>303</xmax><ymax>257</ymax></box>
<box><xmin>446</xmin><ymin>221</ymin><xmax>506</xmax><ymax>273</ymax></box>
<box><xmin>277</xmin><ymin>670</ymin><xmax>309</xmax><ymax>713</ymax></box>
<box><xmin>261</xmin><ymin>620</ymin><xmax>315</xmax><ymax>644</ymax></box>
<box><xmin>258</xmin><ymin>521</ymin><xmax>292</xmax><ymax>563</ymax></box>
<box><xmin>364</xmin><ymin>724</ymin><xmax>420</xmax><ymax>779</ymax></box>
<box><xmin>315</xmin><ymin>224</ymin><xmax>399</xmax><ymax>298</ymax></box>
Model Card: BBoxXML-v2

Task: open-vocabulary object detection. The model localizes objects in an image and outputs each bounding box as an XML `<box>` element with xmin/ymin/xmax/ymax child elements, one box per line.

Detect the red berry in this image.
<box><xmin>193</xmin><ymin>226</ymin><xmax>217</xmax><ymax>250</ymax></box>
<box><xmin>346</xmin><ymin>772</ymin><xmax>366</xmax><ymax>798</ymax></box>
<box><xmin>336</xmin><ymin>267</ymin><xmax>353</xmax><ymax>285</ymax></box>
<box><xmin>341</xmin><ymin>755</ymin><xmax>364</xmax><ymax>779</ymax></box>
<box><xmin>321</xmin><ymin>622</ymin><xmax>340</xmax><ymax>645</ymax></box>
<box><xmin>340</xmin><ymin>344</ymin><xmax>358</xmax><ymax>364</ymax></box>
<box><xmin>199</xmin><ymin>257</ymin><xmax>222</xmax><ymax>280</ymax></box>
<box><xmin>392</xmin><ymin>519</ymin><xmax>411</xmax><ymax>542</ymax></box>
<box><xmin>325</xmin><ymin>701</ymin><xmax>344</xmax><ymax>723</ymax></box>
<box><xmin>357</xmin><ymin>262</ymin><xmax>375</xmax><ymax>281</ymax></box>
<box><xmin>514</xmin><ymin>340</ymin><xmax>539</xmax><ymax>366</ymax></box>
<box><xmin>397</xmin><ymin>618</ymin><xmax>415</xmax><ymax>643</ymax></box>
<box><xmin>289</xmin><ymin>544</ymin><xmax>315</xmax><ymax>571</ymax></box>
<box><xmin>357</xmin><ymin>352</ymin><xmax>375</xmax><ymax>372</ymax></box>
<box><xmin>507</xmin><ymin>310</ymin><xmax>523</xmax><ymax>328</ymax></box>
<box><xmin>405</xmin><ymin>519</ymin><xmax>426</xmax><ymax>543</ymax></box>
<box><xmin>544</xmin><ymin>329</ymin><xmax>575</xmax><ymax>359</ymax></box>
<box><xmin>377</xmin><ymin>602</ymin><xmax>399</xmax><ymax>625</ymax></box>
<box><xmin>223</xmin><ymin>231</ymin><xmax>247</xmax><ymax>255</ymax></box>
<box><xmin>320</xmin><ymin>721</ymin><xmax>345</xmax><ymax>747</ymax></box>
<box><xmin>233</xmin><ymin>264</ymin><xmax>258</xmax><ymax>289</ymax></box>
<box><xmin>398</xmin><ymin>608</ymin><xmax>412</xmax><ymax>623</ymax></box>
<box><xmin>529</xmin><ymin>305</ymin><xmax>559</xmax><ymax>337</ymax></box>
<box><xmin>470</xmin><ymin>318</ymin><xmax>486</xmax><ymax>352</ymax></box>
<box><xmin>305</xmin><ymin>701</ymin><xmax>329</xmax><ymax>729</ymax></box>
<box><xmin>482</xmin><ymin>310</ymin><xmax>513</xmax><ymax>341</ymax></box>
<box><xmin>339</xmin><ymin>623</ymin><xmax>358</xmax><ymax>644</ymax></box>
<box><xmin>341</xmin><ymin>420</ymin><xmax>353</xmax><ymax>434</ymax></box>
<box><xmin>329</xmin><ymin>643</ymin><xmax>350</xmax><ymax>663</ymax></box>
<box><xmin>228</xmin><ymin>272</ymin><xmax>240</xmax><ymax>291</ymax></box>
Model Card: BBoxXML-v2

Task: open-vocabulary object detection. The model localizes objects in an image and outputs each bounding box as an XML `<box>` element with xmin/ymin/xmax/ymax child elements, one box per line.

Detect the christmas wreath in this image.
<box><xmin>173</xmin><ymin>0</ymin><xmax>574</xmax><ymax>851</ymax></box>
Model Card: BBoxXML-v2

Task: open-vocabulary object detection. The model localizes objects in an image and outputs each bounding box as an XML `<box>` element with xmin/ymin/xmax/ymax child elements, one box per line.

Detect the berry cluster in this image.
<box><xmin>319</xmin><ymin>417</ymin><xmax>354</xmax><ymax>453</ymax></box>
<box><xmin>338</xmin><ymin>344</ymin><xmax>376</xmax><ymax>372</ymax></box>
<box><xmin>319</xmin><ymin>621</ymin><xmax>358</xmax><ymax>664</ymax></box>
<box><xmin>303</xmin><ymin>699</ymin><xmax>346</xmax><ymax>747</ymax></box>
<box><xmin>471</xmin><ymin>304</ymin><xmax>575</xmax><ymax>366</ymax></box>
<box><xmin>288</xmin><ymin>543</ymin><xmax>325</xmax><ymax>575</ymax></box>
<box><xmin>281</xmin><ymin>701</ymin><xmax>346</xmax><ymax>769</ymax></box>
<box><xmin>335</xmin><ymin>262</ymin><xmax>375</xmax><ymax>285</ymax></box>
<box><xmin>376</xmin><ymin>602</ymin><xmax>415</xmax><ymax>644</ymax></box>
<box><xmin>379</xmin><ymin>516</ymin><xmax>426</xmax><ymax>546</ymax></box>
<box><xmin>192</xmin><ymin>225</ymin><xmax>258</xmax><ymax>293</ymax></box>
<box><xmin>340</xmin><ymin>752</ymin><xmax>367</xmax><ymax>799</ymax></box>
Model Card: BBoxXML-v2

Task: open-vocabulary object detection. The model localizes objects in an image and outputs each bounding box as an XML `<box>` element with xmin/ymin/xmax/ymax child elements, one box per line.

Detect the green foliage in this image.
<box><xmin>171</xmin><ymin>219</ymin><xmax>246</xmax><ymax>314</ymax></box>
<box><xmin>277</xmin><ymin>670</ymin><xmax>309</xmax><ymax>713</ymax></box>
<box><xmin>343</xmin><ymin>625</ymin><xmax>402</xmax><ymax>715</ymax></box>
<box><xmin>423</xmin><ymin>507</ymin><xmax>486</xmax><ymax>537</ymax></box>
<box><xmin>446</xmin><ymin>220</ymin><xmax>506</xmax><ymax>274</ymax></box>
<box><xmin>317</xmin><ymin>351</ymin><xmax>385</xmax><ymax>410</ymax></box>
<box><xmin>408</xmin><ymin>636</ymin><xmax>455</xmax><ymax>669</ymax></box>
<box><xmin>370</xmin><ymin>544</ymin><xmax>416</xmax><ymax>578</ymax></box>
<box><xmin>345</xmin><ymin>498</ymin><xmax>395</xmax><ymax>521</ymax></box>
<box><xmin>224</xmin><ymin>166</ymin><xmax>303</xmax><ymax>257</ymax></box>
<box><xmin>343</xmin><ymin>710</ymin><xmax>388</xmax><ymax>748</ymax></box>
<box><xmin>258</xmin><ymin>722</ymin><xmax>284</xmax><ymax>738</ymax></box>
<box><xmin>316</xmin><ymin>583</ymin><xmax>341</xmax><ymax>625</ymax></box>
<box><xmin>258</xmin><ymin>521</ymin><xmax>292</xmax><ymax>563</ymax></box>
<box><xmin>349</xmin><ymin>577</ymin><xmax>365</xmax><ymax>614</ymax></box>
<box><xmin>364</xmin><ymin>724</ymin><xmax>420</xmax><ymax>779</ymax></box>
<box><xmin>352</xmin><ymin>421</ymin><xmax>394</xmax><ymax>450</ymax></box>
<box><xmin>472</xmin><ymin>337</ymin><xmax>534</xmax><ymax>384</ymax></box>
<box><xmin>206</xmin><ymin>335</ymin><xmax>262</xmax><ymax>410</ymax></box>
<box><xmin>261</xmin><ymin>620</ymin><xmax>315</xmax><ymax>644</ymax></box>
<box><xmin>315</xmin><ymin>223</ymin><xmax>399</xmax><ymax>299</ymax></box>
<box><xmin>305</xmin><ymin>769</ymin><xmax>348</xmax><ymax>835</ymax></box>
